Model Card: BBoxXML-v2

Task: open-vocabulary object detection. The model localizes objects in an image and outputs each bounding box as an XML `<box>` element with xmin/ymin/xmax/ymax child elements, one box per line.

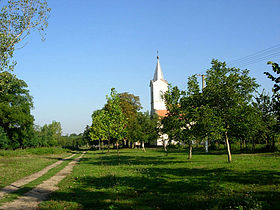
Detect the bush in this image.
<box><xmin>0</xmin><ymin>126</ymin><xmax>10</xmax><ymax>149</ymax></box>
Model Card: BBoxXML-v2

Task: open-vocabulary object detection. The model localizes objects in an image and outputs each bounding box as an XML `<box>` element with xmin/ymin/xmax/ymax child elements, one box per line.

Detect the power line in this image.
<box><xmin>228</xmin><ymin>43</ymin><xmax>280</xmax><ymax>63</ymax></box>
<box><xmin>237</xmin><ymin>52</ymin><xmax>280</xmax><ymax>68</ymax></box>
<box><xmin>228</xmin><ymin>43</ymin><xmax>280</xmax><ymax>67</ymax></box>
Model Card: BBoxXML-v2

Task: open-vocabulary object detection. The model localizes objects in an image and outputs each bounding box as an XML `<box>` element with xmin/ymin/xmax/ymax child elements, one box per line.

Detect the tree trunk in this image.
<box><xmin>101</xmin><ymin>141</ymin><xmax>104</xmax><ymax>153</ymax></box>
<box><xmin>225</xmin><ymin>131</ymin><xmax>232</xmax><ymax>163</ymax></box>
<box><xmin>107</xmin><ymin>139</ymin><xmax>110</xmax><ymax>153</ymax></box>
<box><xmin>163</xmin><ymin>140</ymin><xmax>167</xmax><ymax>152</ymax></box>
<box><xmin>142</xmin><ymin>141</ymin><xmax>146</xmax><ymax>152</ymax></box>
<box><xmin>252</xmin><ymin>140</ymin><xmax>256</xmax><ymax>151</ymax></box>
<box><xmin>99</xmin><ymin>139</ymin><xmax>101</xmax><ymax>150</ymax></box>
<box><xmin>205</xmin><ymin>138</ymin><xmax>208</xmax><ymax>153</ymax></box>
<box><xmin>272</xmin><ymin>135</ymin><xmax>275</xmax><ymax>152</ymax></box>
<box><xmin>124</xmin><ymin>139</ymin><xmax>127</xmax><ymax>147</ymax></box>
<box><xmin>117</xmin><ymin>140</ymin><xmax>119</xmax><ymax>155</ymax></box>
<box><xmin>188</xmin><ymin>143</ymin><xmax>192</xmax><ymax>159</ymax></box>
<box><xmin>240</xmin><ymin>139</ymin><xmax>242</xmax><ymax>150</ymax></box>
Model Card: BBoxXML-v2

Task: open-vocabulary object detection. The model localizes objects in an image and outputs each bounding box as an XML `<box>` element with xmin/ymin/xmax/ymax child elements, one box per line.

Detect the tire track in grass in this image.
<box><xmin>0</xmin><ymin>151</ymin><xmax>86</xmax><ymax>210</ymax></box>
<box><xmin>0</xmin><ymin>153</ymin><xmax>76</xmax><ymax>199</ymax></box>
<box><xmin>0</xmin><ymin>154</ymin><xmax>79</xmax><ymax>206</ymax></box>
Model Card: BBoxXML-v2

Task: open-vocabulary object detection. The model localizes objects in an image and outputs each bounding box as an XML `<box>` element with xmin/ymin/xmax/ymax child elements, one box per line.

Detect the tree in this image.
<box><xmin>203</xmin><ymin>59</ymin><xmax>259</xmax><ymax>162</ymax></box>
<box><xmin>35</xmin><ymin>121</ymin><xmax>62</xmax><ymax>146</ymax></box>
<box><xmin>118</xmin><ymin>92</ymin><xmax>142</xmax><ymax>147</ymax></box>
<box><xmin>0</xmin><ymin>0</ymin><xmax>51</xmax><ymax>72</ymax></box>
<box><xmin>181</xmin><ymin>75</ymin><xmax>202</xmax><ymax>159</ymax></box>
<box><xmin>82</xmin><ymin>125</ymin><xmax>91</xmax><ymax>147</ymax></box>
<box><xmin>104</xmin><ymin>88</ymin><xmax>127</xmax><ymax>153</ymax></box>
<box><xmin>265</xmin><ymin>62</ymin><xmax>280</xmax><ymax>136</ymax></box>
<box><xmin>0</xmin><ymin>71</ymin><xmax>34</xmax><ymax>148</ymax></box>
<box><xmin>161</xmin><ymin>85</ymin><xmax>182</xmax><ymax>152</ymax></box>
<box><xmin>129</xmin><ymin>111</ymin><xmax>158</xmax><ymax>152</ymax></box>
<box><xmin>90</xmin><ymin>110</ymin><xmax>108</xmax><ymax>151</ymax></box>
<box><xmin>0</xmin><ymin>126</ymin><xmax>9</xmax><ymax>149</ymax></box>
<box><xmin>162</xmin><ymin>77</ymin><xmax>203</xmax><ymax>159</ymax></box>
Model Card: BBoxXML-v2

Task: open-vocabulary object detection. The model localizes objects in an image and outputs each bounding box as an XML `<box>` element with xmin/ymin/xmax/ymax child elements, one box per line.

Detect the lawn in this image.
<box><xmin>0</xmin><ymin>147</ymin><xmax>71</xmax><ymax>188</ymax></box>
<box><xmin>39</xmin><ymin>148</ymin><xmax>280</xmax><ymax>209</ymax></box>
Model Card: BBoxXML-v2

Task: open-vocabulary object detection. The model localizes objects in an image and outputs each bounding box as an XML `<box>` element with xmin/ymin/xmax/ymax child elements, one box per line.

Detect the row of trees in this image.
<box><xmin>0</xmin><ymin>69</ymin><xmax>84</xmax><ymax>149</ymax></box>
<box><xmin>0</xmin><ymin>0</ymin><xmax>55</xmax><ymax>149</ymax></box>
<box><xmin>162</xmin><ymin>59</ymin><xmax>279</xmax><ymax>162</ymax></box>
<box><xmin>87</xmin><ymin>89</ymin><xmax>158</xmax><ymax>152</ymax></box>
<box><xmin>0</xmin><ymin>106</ymin><xmax>85</xmax><ymax>149</ymax></box>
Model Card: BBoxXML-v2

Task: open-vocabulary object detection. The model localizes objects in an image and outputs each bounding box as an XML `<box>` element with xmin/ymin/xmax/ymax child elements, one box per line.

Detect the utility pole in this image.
<box><xmin>197</xmin><ymin>74</ymin><xmax>208</xmax><ymax>153</ymax></box>
<box><xmin>197</xmin><ymin>74</ymin><xmax>206</xmax><ymax>90</ymax></box>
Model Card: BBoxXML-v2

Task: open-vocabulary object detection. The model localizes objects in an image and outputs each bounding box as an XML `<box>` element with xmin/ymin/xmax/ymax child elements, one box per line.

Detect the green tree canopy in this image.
<box><xmin>118</xmin><ymin>92</ymin><xmax>142</xmax><ymax>146</ymax></box>
<box><xmin>104</xmin><ymin>88</ymin><xmax>127</xmax><ymax>152</ymax></box>
<box><xmin>90</xmin><ymin>109</ymin><xmax>108</xmax><ymax>150</ymax></box>
<box><xmin>0</xmin><ymin>71</ymin><xmax>34</xmax><ymax>148</ymax></box>
<box><xmin>203</xmin><ymin>59</ymin><xmax>259</xmax><ymax>162</ymax></box>
<box><xmin>0</xmin><ymin>0</ymin><xmax>51</xmax><ymax>71</ymax></box>
<box><xmin>129</xmin><ymin>111</ymin><xmax>159</xmax><ymax>151</ymax></box>
<box><xmin>265</xmin><ymin>62</ymin><xmax>280</xmax><ymax>133</ymax></box>
<box><xmin>0</xmin><ymin>126</ymin><xmax>9</xmax><ymax>149</ymax></box>
<box><xmin>162</xmin><ymin>59</ymin><xmax>259</xmax><ymax>162</ymax></box>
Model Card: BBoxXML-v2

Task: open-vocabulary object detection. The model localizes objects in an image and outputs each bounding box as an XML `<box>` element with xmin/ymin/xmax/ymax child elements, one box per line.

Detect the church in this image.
<box><xmin>150</xmin><ymin>56</ymin><xmax>169</xmax><ymax>146</ymax></box>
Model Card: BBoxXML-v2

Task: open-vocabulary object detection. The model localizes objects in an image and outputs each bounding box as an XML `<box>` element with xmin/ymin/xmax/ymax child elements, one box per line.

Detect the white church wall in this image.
<box><xmin>152</xmin><ymin>80</ymin><xmax>168</xmax><ymax>111</ymax></box>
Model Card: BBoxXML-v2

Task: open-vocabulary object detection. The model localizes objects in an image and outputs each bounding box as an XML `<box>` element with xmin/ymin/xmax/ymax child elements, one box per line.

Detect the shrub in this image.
<box><xmin>0</xmin><ymin>126</ymin><xmax>10</xmax><ymax>149</ymax></box>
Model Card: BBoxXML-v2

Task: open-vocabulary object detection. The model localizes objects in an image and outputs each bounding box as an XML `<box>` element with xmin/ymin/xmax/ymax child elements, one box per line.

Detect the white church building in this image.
<box><xmin>150</xmin><ymin>56</ymin><xmax>169</xmax><ymax>146</ymax></box>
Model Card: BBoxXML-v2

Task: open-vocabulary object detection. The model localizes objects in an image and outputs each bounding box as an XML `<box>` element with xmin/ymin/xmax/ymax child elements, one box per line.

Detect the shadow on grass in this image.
<box><xmin>40</xmin><ymin>170</ymin><xmax>280</xmax><ymax>210</ymax></box>
<box><xmin>80</xmin><ymin>154</ymin><xmax>192</xmax><ymax>167</ymax></box>
<box><xmin>153</xmin><ymin>146</ymin><xmax>280</xmax><ymax>156</ymax></box>
<box><xmin>34</xmin><ymin>150</ymin><xmax>280</xmax><ymax>209</ymax></box>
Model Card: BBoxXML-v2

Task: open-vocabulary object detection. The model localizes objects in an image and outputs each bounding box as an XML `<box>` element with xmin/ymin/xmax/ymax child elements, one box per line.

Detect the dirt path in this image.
<box><xmin>0</xmin><ymin>151</ymin><xmax>86</xmax><ymax>210</ymax></box>
<box><xmin>0</xmin><ymin>153</ymin><xmax>76</xmax><ymax>199</ymax></box>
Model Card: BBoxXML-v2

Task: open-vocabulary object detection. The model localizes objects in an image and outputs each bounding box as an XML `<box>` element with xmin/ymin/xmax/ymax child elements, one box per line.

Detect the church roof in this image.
<box><xmin>153</xmin><ymin>56</ymin><xmax>167</xmax><ymax>83</ymax></box>
<box><xmin>155</xmin><ymin>110</ymin><xmax>168</xmax><ymax>118</ymax></box>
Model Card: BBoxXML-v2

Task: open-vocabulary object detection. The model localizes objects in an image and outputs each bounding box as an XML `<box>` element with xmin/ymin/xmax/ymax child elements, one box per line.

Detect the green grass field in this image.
<box><xmin>0</xmin><ymin>147</ymin><xmax>71</xmax><ymax>188</ymax></box>
<box><xmin>39</xmin><ymin>148</ymin><xmax>280</xmax><ymax>210</ymax></box>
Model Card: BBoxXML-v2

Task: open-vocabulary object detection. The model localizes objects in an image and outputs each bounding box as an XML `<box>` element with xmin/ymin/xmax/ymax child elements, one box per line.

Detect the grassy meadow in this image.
<box><xmin>38</xmin><ymin>148</ymin><xmax>280</xmax><ymax>210</ymax></box>
<box><xmin>0</xmin><ymin>147</ymin><xmax>71</xmax><ymax>188</ymax></box>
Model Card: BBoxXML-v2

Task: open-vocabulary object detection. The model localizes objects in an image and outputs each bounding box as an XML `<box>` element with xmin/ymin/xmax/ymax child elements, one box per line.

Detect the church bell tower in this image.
<box><xmin>150</xmin><ymin>56</ymin><xmax>168</xmax><ymax>117</ymax></box>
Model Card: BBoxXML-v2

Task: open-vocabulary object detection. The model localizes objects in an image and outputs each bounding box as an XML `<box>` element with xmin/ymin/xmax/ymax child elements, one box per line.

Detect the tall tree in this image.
<box><xmin>163</xmin><ymin>78</ymin><xmax>203</xmax><ymax>159</ymax></box>
<box><xmin>129</xmin><ymin>111</ymin><xmax>158</xmax><ymax>152</ymax></box>
<box><xmin>265</xmin><ymin>62</ymin><xmax>280</xmax><ymax>136</ymax></box>
<box><xmin>252</xmin><ymin>91</ymin><xmax>277</xmax><ymax>150</ymax></box>
<box><xmin>118</xmin><ymin>92</ymin><xmax>142</xmax><ymax>147</ymax></box>
<box><xmin>203</xmin><ymin>59</ymin><xmax>259</xmax><ymax>162</ymax></box>
<box><xmin>161</xmin><ymin>85</ymin><xmax>182</xmax><ymax>152</ymax></box>
<box><xmin>104</xmin><ymin>88</ymin><xmax>127</xmax><ymax>153</ymax></box>
<box><xmin>90</xmin><ymin>110</ymin><xmax>108</xmax><ymax>151</ymax></box>
<box><xmin>82</xmin><ymin>125</ymin><xmax>91</xmax><ymax>147</ymax></box>
<box><xmin>0</xmin><ymin>71</ymin><xmax>34</xmax><ymax>148</ymax></box>
<box><xmin>0</xmin><ymin>0</ymin><xmax>51</xmax><ymax>72</ymax></box>
<box><xmin>40</xmin><ymin>121</ymin><xmax>62</xmax><ymax>146</ymax></box>
<box><xmin>0</xmin><ymin>126</ymin><xmax>9</xmax><ymax>149</ymax></box>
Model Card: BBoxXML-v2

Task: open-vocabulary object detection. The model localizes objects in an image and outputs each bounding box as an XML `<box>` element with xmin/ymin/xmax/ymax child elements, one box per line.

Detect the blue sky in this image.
<box><xmin>12</xmin><ymin>0</ymin><xmax>280</xmax><ymax>134</ymax></box>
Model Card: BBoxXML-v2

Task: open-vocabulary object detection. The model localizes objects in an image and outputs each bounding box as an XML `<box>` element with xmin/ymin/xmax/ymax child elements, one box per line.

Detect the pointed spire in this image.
<box><xmin>153</xmin><ymin>56</ymin><xmax>165</xmax><ymax>82</ymax></box>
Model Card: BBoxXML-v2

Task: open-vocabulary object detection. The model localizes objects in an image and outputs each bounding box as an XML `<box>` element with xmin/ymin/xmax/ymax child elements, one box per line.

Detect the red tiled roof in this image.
<box><xmin>156</xmin><ymin>110</ymin><xmax>168</xmax><ymax>117</ymax></box>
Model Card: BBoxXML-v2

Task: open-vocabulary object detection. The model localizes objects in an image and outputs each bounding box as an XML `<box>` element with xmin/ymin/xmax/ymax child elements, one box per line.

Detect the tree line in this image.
<box><xmin>161</xmin><ymin>59</ymin><xmax>280</xmax><ymax>162</ymax></box>
<box><xmin>85</xmin><ymin>89</ymin><xmax>159</xmax><ymax>153</ymax></box>
<box><xmin>1</xmin><ymin>1</ymin><xmax>279</xmax><ymax>159</ymax></box>
<box><xmin>0</xmin><ymin>0</ymin><xmax>88</xmax><ymax>149</ymax></box>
